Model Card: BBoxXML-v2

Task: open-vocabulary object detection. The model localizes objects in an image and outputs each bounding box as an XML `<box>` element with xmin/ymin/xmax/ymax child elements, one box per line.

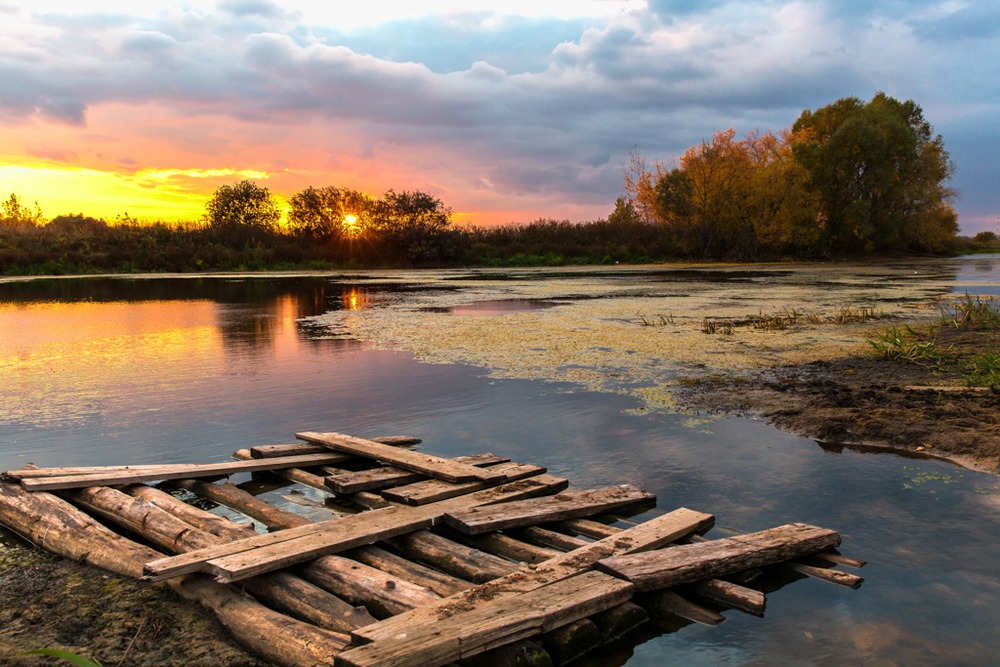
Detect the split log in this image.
<box><xmin>327</xmin><ymin>453</ymin><xmax>508</xmax><ymax>494</ymax></box>
<box><xmin>0</xmin><ymin>480</ymin><xmax>349</xmax><ymax>666</ymax></box>
<box><xmin>441</xmin><ymin>528</ymin><xmax>559</xmax><ymax>564</ymax></box>
<box><xmin>443</xmin><ymin>485</ymin><xmax>655</xmax><ymax>535</ymax></box>
<box><xmin>685</xmin><ymin>578</ymin><xmax>766</xmax><ymax>616</ymax></box>
<box><xmin>785</xmin><ymin>562</ymin><xmax>865</xmax><ymax>589</ymax></box>
<box><xmin>554</xmin><ymin>517</ymin><xmax>618</xmax><ymax>539</ymax></box>
<box><xmin>597</xmin><ymin>523</ymin><xmax>841</xmax><ymax>591</ymax></box>
<box><xmin>297</xmin><ymin>431</ymin><xmax>509</xmax><ymax>483</ymax></box>
<box><xmin>348</xmin><ymin>545</ymin><xmax>473</xmax><ymax>597</ymax></box>
<box><xmin>336</xmin><ymin>571</ymin><xmax>634</xmax><ymax>667</ymax></box>
<box><xmin>353</xmin><ymin>507</ymin><xmax>714</xmax><ymax>645</ymax></box>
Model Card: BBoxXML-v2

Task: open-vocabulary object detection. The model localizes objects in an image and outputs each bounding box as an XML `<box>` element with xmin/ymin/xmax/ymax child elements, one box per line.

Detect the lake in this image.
<box><xmin>2</xmin><ymin>259</ymin><xmax>1000</xmax><ymax>666</ymax></box>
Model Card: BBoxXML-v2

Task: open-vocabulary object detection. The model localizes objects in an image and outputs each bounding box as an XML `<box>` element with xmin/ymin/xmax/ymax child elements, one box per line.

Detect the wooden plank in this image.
<box><xmin>249</xmin><ymin>436</ymin><xmax>422</xmax><ymax>460</ymax></box>
<box><xmin>596</xmin><ymin>523</ymin><xmax>841</xmax><ymax>591</ymax></box>
<box><xmin>382</xmin><ymin>462</ymin><xmax>545</xmax><ymax>505</ymax></box>
<box><xmin>352</xmin><ymin>507</ymin><xmax>714</xmax><ymax>644</ymax></box>
<box><xmin>16</xmin><ymin>453</ymin><xmax>369</xmax><ymax>491</ymax></box>
<box><xmin>326</xmin><ymin>453</ymin><xmax>509</xmax><ymax>494</ymax></box>
<box><xmin>336</xmin><ymin>571</ymin><xmax>634</xmax><ymax>667</ymax></box>
<box><xmin>144</xmin><ymin>473</ymin><xmax>569</xmax><ymax>583</ymax></box>
<box><xmin>297</xmin><ymin>431</ymin><xmax>510</xmax><ymax>483</ymax></box>
<box><xmin>442</xmin><ymin>484</ymin><xmax>655</xmax><ymax>535</ymax></box>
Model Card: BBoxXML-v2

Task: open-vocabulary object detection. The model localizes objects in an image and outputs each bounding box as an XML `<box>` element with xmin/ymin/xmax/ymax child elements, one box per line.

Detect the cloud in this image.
<box><xmin>0</xmin><ymin>0</ymin><xmax>995</xmax><ymax>228</ymax></box>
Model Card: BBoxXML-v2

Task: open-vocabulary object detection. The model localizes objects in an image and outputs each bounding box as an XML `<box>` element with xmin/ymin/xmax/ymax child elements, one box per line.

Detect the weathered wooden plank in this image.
<box><xmin>17</xmin><ymin>453</ymin><xmax>369</xmax><ymax>491</ymax></box>
<box><xmin>326</xmin><ymin>453</ymin><xmax>509</xmax><ymax>494</ymax></box>
<box><xmin>145</xmin><ymin>473</ymin><xmax>569</xmax><ymax>583</ymax></box>
<box><xmin>249</xmin><ymin>436</ymin><xmax>422</xmax><ymax>460</ymax></box>
<box><xmin>596</xmin><ymin>523</ymin><xmax>841</xmax><ymax>591</ymax></box>
<box><xmin>353</xmin><ymin>507</ymin><xmax>714</xmax><ymax>644</ymax></box>
<box><xmin>336</xmin><ymin>571</ymin><xmax>634</xmax><ymax>667</ymax></box>
<box><xmin>297</xmin><ymin>431</ymin><xmax>510</xmax><ymax>483</ymax></box>
<box><xmin>442</xmin><ymin>485</ymin><xmax>655</xmax><ymax>535</ymax></box>
<box><xmin>8</xmin><ymin>462</ymin><xmax>233</xmax><ymax>478</ymax></box>
<box><xmin>382</xmin><ymin>462</ymin><xmax>545</xmax><ymax>505</ymax></box>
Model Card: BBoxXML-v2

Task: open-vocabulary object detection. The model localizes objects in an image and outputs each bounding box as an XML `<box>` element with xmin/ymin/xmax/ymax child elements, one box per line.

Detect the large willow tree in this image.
<box><xmin>790</xmin><ymin>93</ymin><xmax>957</xmax><ymax>254</ymax></box>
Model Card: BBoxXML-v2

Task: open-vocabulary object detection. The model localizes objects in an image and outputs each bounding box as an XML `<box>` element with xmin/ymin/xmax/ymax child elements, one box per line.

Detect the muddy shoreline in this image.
<box><xmin>675</xmin><ymin>325</ymin><xmax>1000</xmax><ymax>476</ymax></box>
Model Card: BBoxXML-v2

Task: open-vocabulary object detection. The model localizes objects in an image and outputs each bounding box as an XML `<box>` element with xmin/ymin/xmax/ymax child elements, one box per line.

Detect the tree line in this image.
<box><xmin>624</xmin><ymin>93</ymin><xmax>960</xmax><ymax>258</ymax></box>
<box><xmin>0</xmin><ymin>94</ymin><xmax>979</xmax><ymax>274</ymax></box>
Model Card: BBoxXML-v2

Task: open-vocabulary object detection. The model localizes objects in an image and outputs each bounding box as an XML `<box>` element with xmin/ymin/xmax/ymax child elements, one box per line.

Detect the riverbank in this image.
<box><xmin>674</xmin><ymin>323</ymin><xmax>1000</xmax><ymax>475</ymax></box>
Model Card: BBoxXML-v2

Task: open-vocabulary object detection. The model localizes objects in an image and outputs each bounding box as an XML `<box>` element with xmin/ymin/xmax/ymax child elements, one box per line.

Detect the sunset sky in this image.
<box><xmin>1</xmin><ymin>1</ymin><xmax>997</xmax><ymax>232</ymax></box>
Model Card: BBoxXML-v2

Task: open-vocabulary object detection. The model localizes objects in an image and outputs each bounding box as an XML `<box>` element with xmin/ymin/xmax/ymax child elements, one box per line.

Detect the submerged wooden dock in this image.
<box><xmin>0</xmin><ymin>430</ymin><xmax>864</xmax><ymax>667</ymax></box>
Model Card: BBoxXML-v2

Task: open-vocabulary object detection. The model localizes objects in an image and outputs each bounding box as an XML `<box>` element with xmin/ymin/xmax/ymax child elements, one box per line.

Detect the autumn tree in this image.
<box><xmin>375</xmin><ymin>189</ymin><xmax>455</xmax><ymax>262</ymax></box>
<box><xmin>790</xmin><ymin>93</ymin><xmax>957</xmax><ymax>254</ymax></box>
<box><xmin>204</xmin><ymin>180</ymin><xmax>280</xmax><ymax>242</ymax></box>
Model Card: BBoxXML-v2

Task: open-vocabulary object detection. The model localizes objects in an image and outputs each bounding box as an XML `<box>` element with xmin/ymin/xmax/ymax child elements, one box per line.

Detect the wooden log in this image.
<box><xmin>349</xmin><ymin>545</ymin><xmax>473</xmax><ymax>597</ymax></box>
<box><xmin>541</xmin><ymin>619</ymin><xmax>601</xmax><ymax>665</ymax></box>
<box><xmin>176</xmin><ymin>478</ymin><xmax>321</xmax><ymax>531</ymax></box>
<box><xmin>553</xmin><ymin>517</ymin><xmax>619</xmax><ymax>539</ymax></box>
<box><xmin>441</xmin><ymin>529</ymin><xmax>559</xmax><ymax>564</ymax></box>
<box><xmin>353</xmin><ymin>507</ymin><xmax>714</xmax><ymax>644</ymax></box>
<box><xmin>336</xmin><ymin>571</ymin><xmax>634</xmax><ymax>667</ymax></box>
<box><xmin>16</xmin><ymin>452</ymin><xmax>368</xmax><ymax>491</ymax></box>
<box><xmin>513</xmin><ymin>526</ymin><xmax>590</xmax><ymax>552</ymax></box>
<box><xmin>249</xmin><ymin>436</ymin><xmax>421</xmax><ymax>460</ymax></box>
<box><xmin>0</xmin><ymin>480</ymin><xmax>350</xmax><ymax>666</ymax></box>
<box><xmin>327</xmin><ymin>453</ymin><xmax>508</xmax><ymax>494</ymax></box>
<box><xmin>462</xmin><ymin>641</ymin><xmax>552</xmax><ymax>667</ymax></box>
<box><xmin>127</xmin><ymin>484</ymin><xmax>259</xmax><ymax>540</ymax></box>
<box><xmin>814</xmin><ymin>551</ymin><xmax>867</xmax><ymax>569</ymax></box>
<box><xmin>146</xmin><ymin>473</ymin><xmax>571</xmax><ymax>583</ymax></box>
<box><xmin>639</xmin><ymin>590</ymin><xmax>725</xmax><ymax>626</ymax></box>
<box><xmin>685</xmin><ymin>578</ymin><xmax>766</xmax><ymax>616</ymax></box>
<box><xmin>785</xmin><ymin>562</ymin><xmax>865</xmax><ymax>589</ymax></box>
<box><xmin>386</xmin><ymin>530</ymin><xmax>516</xmax><ymax>583</ymax></box>
<box><xmin>596</xmin><ymin>523</ymin><xmax>841</xmax><ymax>591</ymax></box>
<box><xmin>70</xmin><ymin>484</ymin><xmax>377</xmax><ymax>634</ymax></box>
<box><xmin>443</xmin><ymin>485</ymin><xmax>655</xmax><ymax>535</ymax></box>
<box><xmin>382</xmin><ymin>462</ymin><xmax>545</xmax><ymax>505</ymax></box>
<box><xmin>297</xmin><ymin>554</ymin><xmax>442</xmax><ymax>618</ymax></box>
<box><xmin>590</xmin><ymin>602</ymin><xmax>648</xmax><ymax>642</ymax></box>
<box><xmin>297</xmin><ymin>431</ymin><xmax>510</xmax><ymax>483</ymax></box>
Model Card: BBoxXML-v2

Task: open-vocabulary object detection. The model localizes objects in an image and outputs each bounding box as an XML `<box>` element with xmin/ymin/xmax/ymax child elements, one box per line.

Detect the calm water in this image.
<box><xmin>2</xmin><ymin>262</ymin><xmax>1000</xmax><ymax>666</ymax></box>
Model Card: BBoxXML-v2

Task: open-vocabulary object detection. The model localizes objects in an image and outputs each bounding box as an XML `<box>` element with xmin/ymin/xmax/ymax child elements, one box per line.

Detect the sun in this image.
<box><xmin>342</xmin><ymin>214</ymin><xmax>360</xmax><ymax>237</ymax></box>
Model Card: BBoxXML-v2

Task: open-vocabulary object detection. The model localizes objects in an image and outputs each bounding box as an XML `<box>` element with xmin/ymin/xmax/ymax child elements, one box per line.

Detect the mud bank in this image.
<box><xmin>674</xmin><ymin>325</ymin><xmax>1000</xmax><ymax>475</ymax></box>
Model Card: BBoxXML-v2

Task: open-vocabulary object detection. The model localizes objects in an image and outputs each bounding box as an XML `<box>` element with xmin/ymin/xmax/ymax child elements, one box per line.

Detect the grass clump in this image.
<box><xmin>964</xmin><ymin>352</ymin><xmax>1000</xmax><ymax>389</ymax></box>
<box><xmin>833</xmin><ymin>305</ymin><xmax>886</xmax><ymax>324</ymax></box>
<box><xmin>868</xmin><ymin>325</ymin><xmax>944</xmax><ymax>362</ymax></box>
<box><xmin>702</xmin><ymin>319</ymin><xmax>734</xmax><ymax>335</ymax></box>
<box><xmin>941</xmin><ymin>293</ymin><xmax>1000</xmax><ymax>329</ymax></box>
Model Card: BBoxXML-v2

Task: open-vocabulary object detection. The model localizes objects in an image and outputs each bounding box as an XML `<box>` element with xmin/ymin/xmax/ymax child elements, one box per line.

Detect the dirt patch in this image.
<box><xmin>675</xmin><ymin>326</ymin><xmax>1000</xmax><ymax>474</ymax></box>
<box><xmin>0</xmin><ymin>544</ymin><xmax>269</xmax><ymax>667</ymax></box>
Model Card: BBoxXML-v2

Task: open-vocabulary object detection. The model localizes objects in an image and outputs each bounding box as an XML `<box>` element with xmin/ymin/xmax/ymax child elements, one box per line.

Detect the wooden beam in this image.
<box><xmin>442</xmin><ymin>485</ymin><xmax>655</xmax><ymax>535</ymax></box>
<box><xmin>336</xmin><ymin>571</ymin><xmax>634</xmax><ymax>667</ymax></box>
<box><xmin>326</xmin><ymin>453</ymin><xmax>508</xmax><ymax>494</ymax></box>
<box><xmin>15</xmin><ymin>453</ymin><xmax>371</xmax><ymax>491</ymax></box>
<box><xmin>297</xmin><ymin>431</ymin><xmax>510</xmax><ymax>483</ymax></box>
<box><xmin>352</xmin><ymin>507</ymin><xmax>713</xmax><ymax>645</ymax></box>
<box><xmin>382</xmin><ymin>462</ymin><xmax>545</xmax><ymax>505</ymax></box>
<box><xmin>596</xmin><ymin>523</ymin><xmax>841</xmax><ymax>591</ymax></box>
<box><xmin>249</xmin><ymin>436</ymin><xmax>421</xmax><ymax>460</ymax></box>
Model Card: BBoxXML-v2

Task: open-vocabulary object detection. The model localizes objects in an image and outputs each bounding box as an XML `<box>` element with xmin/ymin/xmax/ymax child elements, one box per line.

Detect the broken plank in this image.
<box><xmin>17</xmin><ymin>453</ymin><xmax>372</xmax><ymax>491</ymax></box>
<box><xmin>144</xmin><ymin>473</ymin><xmax>569</xmax><ymax>583</ymax></box>
<box><xmin>596</xmin><ymin>523</ymin><xmax>841</xmax><ymax>591</ymax></box>
<box><xmin>382</xmin><ymin>461</ymin><xmax>545</xmax><ymax>505</ymax></box>
<box><xmin>326</xmin><ymin>453</ymin><xmax>509</xmax><ymax>494</ymax></box>
<box><xmin>442</xmin><ymin>484</ymin><xmax>655</xmax><ymax>535</ymax></box>
<box><xmin>352</xmin><ymin>507</ymin><xmax>714</xmax><ymax>644</ymax></box>
<box><xmin>297</xmin><ymin>431</ymin><xmax>509</xmax><ymax>483</ymax></box>
<box><xmin>336</xmin><ymin>571</ymin><xmax>634</xmax><ymax>667</ymax></box>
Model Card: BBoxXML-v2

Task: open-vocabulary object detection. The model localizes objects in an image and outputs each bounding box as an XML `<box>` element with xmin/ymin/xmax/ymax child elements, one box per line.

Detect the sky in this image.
<box><xmin>0</xmin><ymin>0</ymin><xmax>997</xmax><ymax>232</ymax></box>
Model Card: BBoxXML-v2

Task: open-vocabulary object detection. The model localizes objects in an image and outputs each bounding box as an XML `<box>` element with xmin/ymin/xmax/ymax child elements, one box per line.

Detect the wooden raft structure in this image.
<box><xmin>0</xmin><ymin>431</ymin><xmax>865</xmax><ymax>667</ymax></box>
